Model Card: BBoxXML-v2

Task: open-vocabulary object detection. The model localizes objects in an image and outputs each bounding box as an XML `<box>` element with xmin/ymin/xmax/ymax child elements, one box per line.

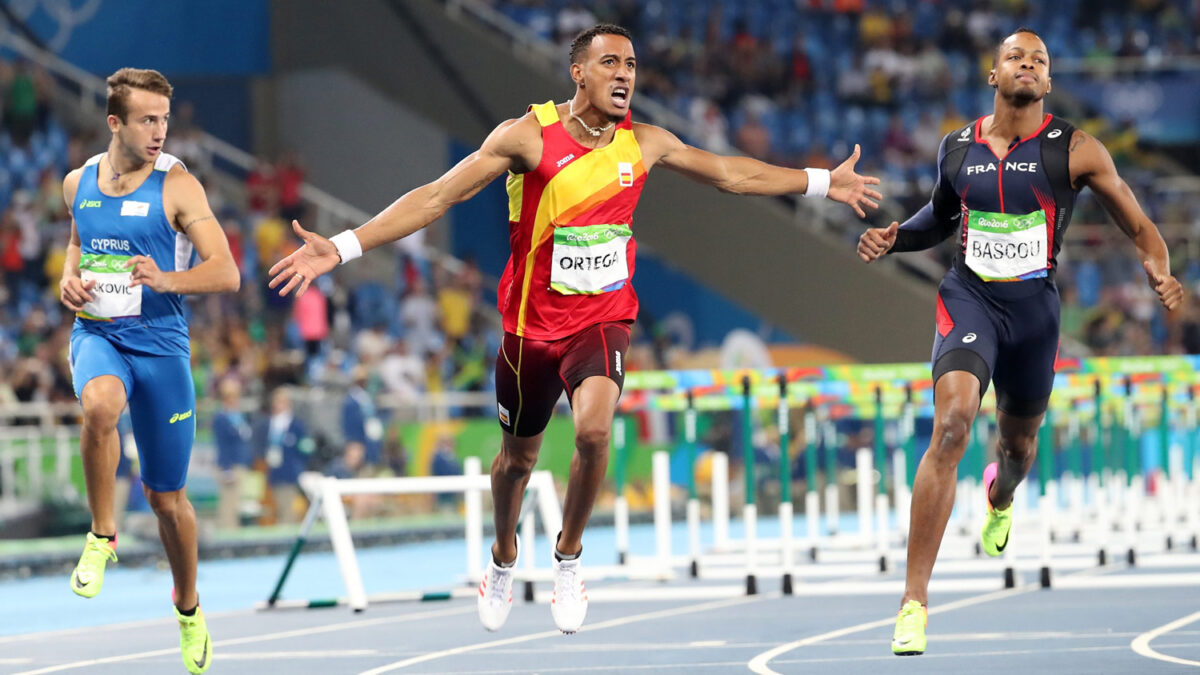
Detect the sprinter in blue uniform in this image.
<box><xmin>857</xmin><ymin>29</ymin><xmax>1183</xmax><ymax>655</ymax></box>
<box><xmin>59</xmin><ymin>68</ymin><xmax>238</xmax><ymax>674</ymax></box>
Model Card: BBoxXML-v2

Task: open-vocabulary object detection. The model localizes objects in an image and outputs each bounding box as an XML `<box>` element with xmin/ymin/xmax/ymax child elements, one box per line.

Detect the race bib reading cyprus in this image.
<box><xmin>550</xmin><ymin>224</ymin><xmax>632</xmax><ymax>295</ymax></box>
<box><xmin>964</xmin><ymin>210</ymin><xmax>1049</xmax><ymax>282</ymax></box>
<box><xmin>78</xmin><ymin>253</ymin><xmax>142</xmax><ymax>320</ymax></box>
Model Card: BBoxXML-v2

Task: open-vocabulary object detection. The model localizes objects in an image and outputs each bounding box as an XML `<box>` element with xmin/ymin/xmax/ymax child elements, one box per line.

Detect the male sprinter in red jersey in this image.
<box><xmin>857</xmin><ymin>28</ymin><xmax>1182</xmax><ymax>655</ymax></box>
<box><xmin>270</xmin><ymin>24</ymin><xmax>881</xmax><ymax>633</ymax></box>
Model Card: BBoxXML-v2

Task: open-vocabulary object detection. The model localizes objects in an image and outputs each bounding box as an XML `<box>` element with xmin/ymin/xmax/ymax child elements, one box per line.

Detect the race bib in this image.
<box><xmin>78</xmin><ymin>253</ymin><xmax>142</xmax><ymax>320</ymax></box>
<box><xmin>549</xmin><ymin>224</ymin><xmax>632</xmax><ymax>295</ymax></box>
<box><xmin>964</xmin><ymin>210</ymin><xmax>1049</xmax><ymax>282</ymax></box>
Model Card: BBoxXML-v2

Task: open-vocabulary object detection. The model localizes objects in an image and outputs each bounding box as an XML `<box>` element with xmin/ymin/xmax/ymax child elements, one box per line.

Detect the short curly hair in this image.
<box><xmin>569</xmin><ymin>24</ymin><xmax>634</xmax><ymax>66</ymax></box>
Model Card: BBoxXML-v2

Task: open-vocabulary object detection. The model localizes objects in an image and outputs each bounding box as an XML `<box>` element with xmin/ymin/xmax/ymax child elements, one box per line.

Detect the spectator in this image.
<box><xmin>254</xmin><ymin>387</ymin><xmax>312</xmax><ymax>524</ymax></box>
<box><xmin>342</xmin><ymin>366</ymin><xmax>385</xmax><ymax>468</ymax></box>
<box><xmin>212</xmin><ymin>378</ymin><xmax>253</xmax><ymax>530</ymax></box>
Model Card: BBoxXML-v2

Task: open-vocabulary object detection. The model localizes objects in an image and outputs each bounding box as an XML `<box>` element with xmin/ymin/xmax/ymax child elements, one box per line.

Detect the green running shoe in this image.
<box><xmin>175</xmin><ymin>604</ymin><xmax>213</xmax><ymax>674</ymax></box>
<box><xmin>981</xmin><ymin>462</ymin><xmax>1013</xmax><ymax>557</ymax></box>
<box><xmin>70</xmin><ymin>532</ymin><xmax>117</xmax><ymax>598</ymax></box>
<box><xmin>891</xmin><ymin>599</ymin><xmax>927</xmax><ymax>655</ymax></box>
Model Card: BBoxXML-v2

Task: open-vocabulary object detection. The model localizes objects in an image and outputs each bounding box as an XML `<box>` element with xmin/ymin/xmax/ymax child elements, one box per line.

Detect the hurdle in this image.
<box><xmin>262</xmin><ymin>457</ymin><xmax>563</xmax><ymax>612</ymax></box>
<box><xmin>615</xmin><ymin>356</ymin><xmax>1200</xmax><ymax>595</ymax></box>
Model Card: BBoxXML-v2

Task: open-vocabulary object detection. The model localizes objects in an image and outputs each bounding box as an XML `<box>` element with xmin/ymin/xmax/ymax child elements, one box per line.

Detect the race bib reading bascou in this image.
<box><xmin>550</xmin><ymin>224</ymin><xmax>632</xmax><ymax>295</ymax></box>
<box><xmin>964</xmin><ymin>210</ymin><xmax>1049</xmax><ymax>282</ymax></box>
<box><xmin>78</xmin><ymin>253</ymin><xmax>142</xmax><ymax>320</ymax></box>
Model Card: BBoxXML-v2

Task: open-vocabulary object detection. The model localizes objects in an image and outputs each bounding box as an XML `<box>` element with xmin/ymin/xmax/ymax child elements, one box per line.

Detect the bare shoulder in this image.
<box><xmin>632</xmin><ymin>122</ymin><xmax>683</xmax><ymax>166</ymax></box>
<box><xmin>1068</xmin><ymin>128</ymin><xmax>1114</xmax><ymax>186</ymax></box>
<box><xmin>163</xmin><ymin>164</ymin><xmax>207</xmax><ymax>197</ymax></box>
<box><xmin>62</xmin><ymin>167</ymin><xmax>84</xmax><ymax>205</ymax></box>
<box><xmin>482</xmin><ymin>112</ymin><xmax>543</xmax><ymax>170</ymax></box>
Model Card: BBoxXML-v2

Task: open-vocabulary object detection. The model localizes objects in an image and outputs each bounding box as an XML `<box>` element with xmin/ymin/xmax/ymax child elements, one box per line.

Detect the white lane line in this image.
<box><xmin>1131</xmin><ymin>609</ymin><xmax>1200</xmax><ymax>668</ymax></box>
<box><xmin>11</xmin><ymin>605</ymin><xmax>473</xmax><ymax>675</ymax></box>
<box><xmin>357</xmin><ymin>594</ymin><xmax>768</xmax><ymax>674</ymax></box>
<box><xmin>746</xmin><ymin>585</ymin><xmax>1036</xmax><ymax>675</ymax></box>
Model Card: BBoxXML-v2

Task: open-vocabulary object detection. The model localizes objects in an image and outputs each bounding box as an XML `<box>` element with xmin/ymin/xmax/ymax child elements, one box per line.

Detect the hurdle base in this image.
<box><xmin>1126</xmin><ymin>548</ymin><xmax>1136</xmax><ymax>566</ymax></box>
<box><xmin>690</xmin><ymin>559</ymin><xmax>699</xmax><ymax>578</ymax></box>
<box><xmin>782</xmin><ymin>573</ymin><xmax>793</xmax><ymax>596</ymax></box>
<box><xmin>808</xmin><ymin>546</ymin><xmax>818</xmax><ymax>562</ymax></box>
<box><xmin>618</xmin><ymin>551</ymin><xmax>627</xmax><ymax>565</ymax></box>
<box><xmin>1165</xmin><ymin>536</ymin><xmax>1173</xmax><ymax>551</ymax></box>
<box><xmin>524</xmin><ymin>580</ymin><xmax>535</xmax><ymax>603</ymax></box>
<box><xmin>878</xmin><ymin>555</ymin><xmax>888</xmax><ymax>573</ymax></box>
<box><xmin>746</xmin><ymin>574</ymin><xmax>758</xmax><ymax>596</ymax></box>
<box><xmin>1191</xmin><ymin>535</ymin><xmax>1198</xmax><ymax>551</ymax></box>
<box><xmin>1003</xmin><ymin>567</ymin><xmax>1015</xmax><ymax>589</ymax></box>
<box><xmin>1098</xmin><ymin>549</ymin><xmax>1107</xmax><ymax>566</ymax></box>
<box><xmin>1039</xmin><ymin>566</ymin><xmax>1051</xmax><ymax>589</ymax></box>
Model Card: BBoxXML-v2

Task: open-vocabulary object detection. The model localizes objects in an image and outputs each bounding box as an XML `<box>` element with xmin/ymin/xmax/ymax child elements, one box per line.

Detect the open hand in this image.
<box><xmin>828</xmin><ymin>144</ymin><xmax>883</xmax><ymax>218</ymax></box>
<box><xmin>268</xmin><ymin>220</ymin><xmax>341</xmax><ymax>297</ymax></box>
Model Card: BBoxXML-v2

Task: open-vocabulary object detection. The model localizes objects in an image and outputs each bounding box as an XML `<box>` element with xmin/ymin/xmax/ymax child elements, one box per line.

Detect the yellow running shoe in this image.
<box><xmin>981</xmin><ymin>462</ymin><xmax>1013</xmax><ymax>557</ymax></box>
<box><xmin>70</xmin><ymin>532</ymin><xmax>117</xmax><ymax>598</ymax></box>
<box><xmin>175</xmin><ymin>604</ymin><xmax>213</xmax><ymax>674</ymax></box>
<box><xmin>891</xmin><ymin>599</ymin><xmax>927</xmax><ymax>655</ymax></box>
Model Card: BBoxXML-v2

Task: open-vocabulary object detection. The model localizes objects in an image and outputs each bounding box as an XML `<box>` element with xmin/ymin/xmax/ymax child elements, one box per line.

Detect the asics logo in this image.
<box><xmin>959</xmin><ymin>127</ymin><xmax>971</xmax><ymax>141</ymax></box>
<box><xmin>614</xmin><ymin>350</ymin><xmax>622</xmax><ymax>375</ymax></box>
<box><xmin>1047</xmin><ymin>129</ymin><xmax>1062</xmax><ymax>139</ymax></box>
<box><xmin>169</xmin><ymin>410</ymin><xmax>193</xmax><ymax>424</ymax></box>
<box><xmin>963</xmin><ymin>333</ymin><xmax>977</xmax><ymax>343</ymax></box>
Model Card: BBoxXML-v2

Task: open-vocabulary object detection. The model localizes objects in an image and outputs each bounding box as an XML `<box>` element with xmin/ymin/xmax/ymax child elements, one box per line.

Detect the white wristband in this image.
<box><xmin>803</xmin><ymin>168</ymin><xmax>830</xmax><ymax>199</ymax></box>
<box><xmin>329</xmin><ymin>229</ymin><xmax>362</xmax><ymax>265</ymax></box>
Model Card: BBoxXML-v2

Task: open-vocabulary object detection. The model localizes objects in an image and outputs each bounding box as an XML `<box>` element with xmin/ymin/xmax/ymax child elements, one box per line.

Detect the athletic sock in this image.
<box><xmin>90</xmin><ymin>531</ymin><xmax>117</xmax><ymax>547</ymax></box>
<box><xmin>554</xmin><ymin>533</ymin><xmax>581</xmax><ymax>562</ymax></box>
<box><xmin>177</xmin><ymin>604</ymin><xmax>198</xmax><ymax>617</ymax></box>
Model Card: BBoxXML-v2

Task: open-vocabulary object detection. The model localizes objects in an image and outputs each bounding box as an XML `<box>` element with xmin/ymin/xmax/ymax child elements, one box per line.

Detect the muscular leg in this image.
<box><xmin>557</xmin><ymin>376</ymin><xmax>620</xmax><ymax>556</ymax></box>
<box><xmin>146</xmin><ymin>487</ymin><xmax>200</xmax><ymax>611</ymax></box>
<box><xmin>988</xmin><ymin>410</ymin><xmax>1044</xmax><ymax>509</ymax></box>
<box><xmin>79</xmin><ymin>376</ymin><xmax>127</xmax><ymax>536</ymax></box>
<box><xmin>902</xmin><ymin>371</ymin><xmax>981</xmax><ymax>607</ymax></box>
<box><xmin>490</xmin><ymin>431</ymin><xmax>542</xmax><ymax>564</ymax></box>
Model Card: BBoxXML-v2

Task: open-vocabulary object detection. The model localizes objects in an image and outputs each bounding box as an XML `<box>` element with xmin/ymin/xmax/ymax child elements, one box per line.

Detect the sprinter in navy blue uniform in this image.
<box><xmin>60</xmin><ymin>68</ymin><xmax>238</xmax><ymax>673</ymax></box>
<box><xmin>858</xmin><ymin>29</ymin><xmax>1183</xmax><ymax>655</ymax></box>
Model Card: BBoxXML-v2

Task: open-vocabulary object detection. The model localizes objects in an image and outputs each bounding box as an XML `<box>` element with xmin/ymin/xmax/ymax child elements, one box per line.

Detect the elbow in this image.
<box><xmin>224</xmin><ymin>262</ymin><xmax>241</xmax><ymax>293</ymax></box>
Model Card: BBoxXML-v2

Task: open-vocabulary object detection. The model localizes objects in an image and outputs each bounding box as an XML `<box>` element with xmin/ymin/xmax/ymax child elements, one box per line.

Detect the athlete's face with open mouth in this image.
<box><xmin>578</xmin><ymin>34</ymin><xmax>636</xmax><ymax>120</ymax></box>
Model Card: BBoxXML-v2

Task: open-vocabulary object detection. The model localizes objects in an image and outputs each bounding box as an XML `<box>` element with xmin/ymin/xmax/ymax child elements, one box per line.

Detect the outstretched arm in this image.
<box><xmin>1070</xmin><ymin>130</ymin><xmax>1183</xmax><ymax>310</ymax></box>
<box><xmin>269</xmin><ymin>116</ymin><xmax>540</xmax><ymax>297</ymax></box>
<box><xmin>636</xmin><ymin>124</ymin><xmax>881</xmax><ymax>217</ymax></box>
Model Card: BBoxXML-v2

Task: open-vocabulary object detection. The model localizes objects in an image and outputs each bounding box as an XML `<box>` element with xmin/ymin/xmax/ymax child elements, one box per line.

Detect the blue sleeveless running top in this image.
<box><xmin>71</xmin><ymin>152</ymin><xmax>193</xmax><ymax>356</ymax></box>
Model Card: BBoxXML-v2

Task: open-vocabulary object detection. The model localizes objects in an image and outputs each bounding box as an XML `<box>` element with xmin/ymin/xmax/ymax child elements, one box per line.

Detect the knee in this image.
<box><xmin>145</xmin><ymin>488</ymin><xmax>183</xmax><ymax>519</ymax></box>
<box><xmin>998</xmin><ymin>432</ymin><xmax>1037</xmax><ymax>460</ymax></box>
<box><xmin>497</xmin><ymin>446</ymin><xmax>537</xmax><ymax>480</ymax></box>
<box><xmin>574</xmin><ymin>424</ymin><xmax>611</xmax><ymax>456</ymax></box>
<box><xmin>80</xmin><ymin>388</ymin><xmax>123</xmax><ymax>431</ymax></box>
<box><xmin>929</xmin><ymin>409</ymin><xmax>973</xmax><ymax>462</ymax></box>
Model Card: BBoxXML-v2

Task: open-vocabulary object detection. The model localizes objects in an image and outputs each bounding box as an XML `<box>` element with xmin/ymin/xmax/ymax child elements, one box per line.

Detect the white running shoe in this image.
<box><xmin>477</xmin><ymin>540</ymin><xmax>518</xmax><ymax>632</ymax></box>
<box><xmin>550</xmin><ymin>555</ymin><xmax>588</xmax><ymax>633</ymax></box>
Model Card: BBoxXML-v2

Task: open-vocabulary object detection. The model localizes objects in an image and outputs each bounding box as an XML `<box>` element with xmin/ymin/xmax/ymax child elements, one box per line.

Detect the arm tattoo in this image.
<box><xmin>181</xmin><ymin>215</ymin><xmax>216</xmax><ymax>231</ymax></box>
<box><xmin>1069</xmin><ymin>133</ymin><xmax>1088</xmax><ymax>153</ymax></box>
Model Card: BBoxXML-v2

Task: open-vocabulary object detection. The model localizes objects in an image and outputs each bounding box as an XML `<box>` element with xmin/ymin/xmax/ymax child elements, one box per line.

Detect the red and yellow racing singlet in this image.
<box><xmin>498</xmin><ymin>101</ymin><xmax>647</xmax><ymax>340</ymax></box>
